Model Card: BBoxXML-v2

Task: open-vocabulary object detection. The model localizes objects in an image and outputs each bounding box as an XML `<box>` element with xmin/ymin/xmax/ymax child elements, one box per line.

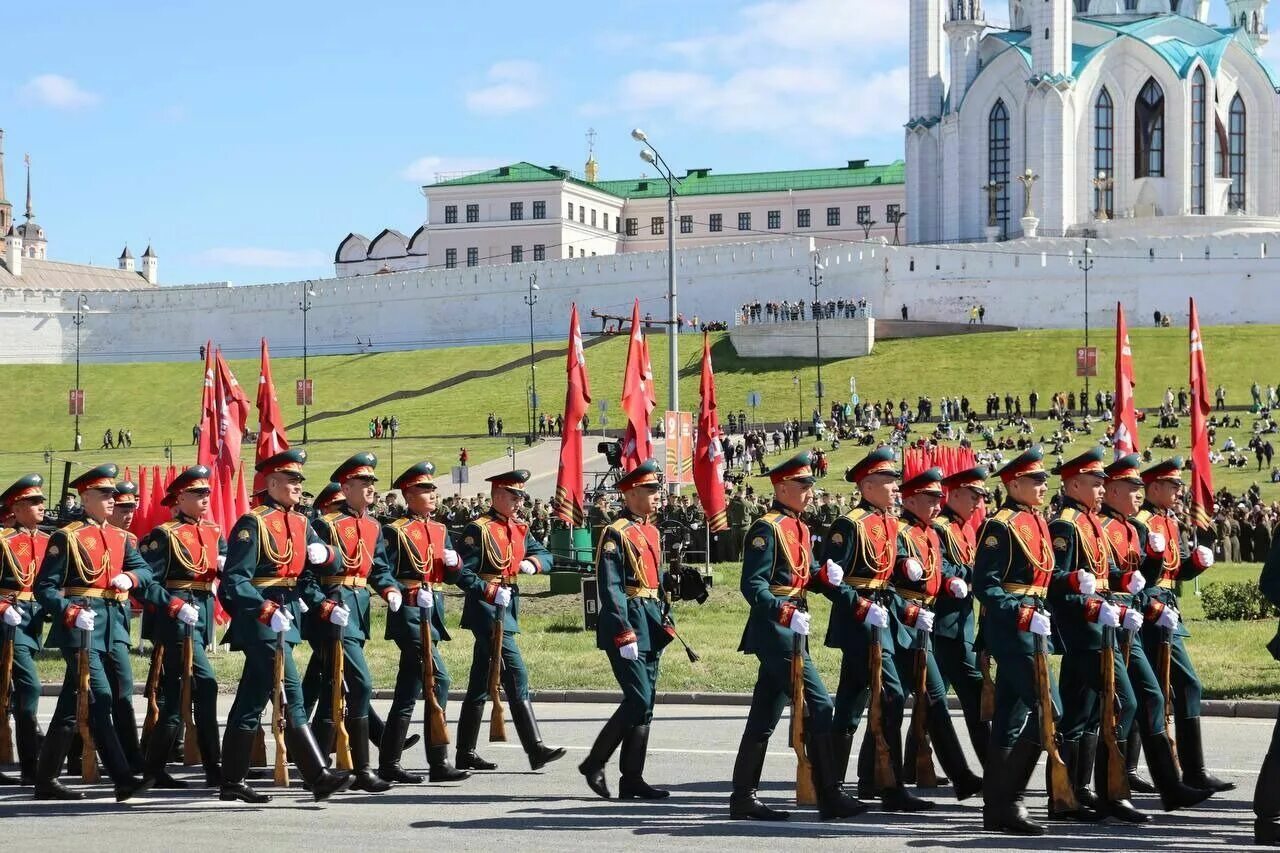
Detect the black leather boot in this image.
<box><xmin>855</xmin><ymin>728</ymin><xmax>877</xmax><ymax>800</ymax></box>
<box><xmin>33</xmin><ymin>725</ymin><xmax>84</xmax><ymax>801</ymax></box>
<box><xmin>288</xmin><ymin>724</ymin><xmax>353</xmax><ymax>802</ymax></box>
<box><xmin>1095</xmin><ymin>736</ymin><xmax>1149</xmax><ymax>823</ymax></box>
<box><xmin>369</xmin><ymin>707</ymin><xmax>420</xmax><ymax>756</ymax></box>
<box><xmin>218</xmin><ymin>727</ymin><xmax>271</xmax><ymax>803</ymax></box>
<box><xmin>1126</xmin><ymin>730</ymin><xmax>1156</xmax><ymax>793</ymax></box>
<box><xmin>511</xmin><ymin>699</ymin><xmax>565</xmax><ymax>771</ymax></box>
<box><xmin>833</xmin><ymin>729</ymin><xmax>855</xmax><ymax>792</ymax></box>
<box><xmin>142</xmin><ymin>724</ymin><xmax>189</xmax><ymax>789</ymax></box>
<box><xmin>809</xmin><ymin>731</ymin><xmax>868</xmax><ymax>819</ymax></box>
<box><xmin>198</xmin><ymin>721</ymin><xmax>222</xmax><ymax>787</ymax></box>
<box><xmin>927</xmin><ymin>709</ymin><xmax>982</xmax><ymax>800</ymax></box>
<box><xmin>1074</xmin><ymin>732</ymin><xmax>1101</xmax><ymax>810</ymax></box>
<box><xmin>902</xmin><ymin>721</ymin><xmax>947</xmax><ymax>787</ymax></box>
<box><xmin>1046</xmin><ymin>738</ymin><xmax>1101</xmax><ymax>822</ymax></box>
<box><xmin>427</xmin><ymin>744</ymin><xmax>469</xmax><ymax>782</ymax></box>
<box><xmin>578</xmin><ymin>711</ymin><xmax>628</xmax><ymax>799</ymax></box>
<box><xmin>728</xmin><ymin>734</ymin><xmax>789</xmax><ymax>821</ymax></box>
<box><xmin>982</xmin><ymin>736</ymin><xmax>1045</xmax><ymax>835</ymax></box>
<box><xmin>1144</xmin><ymin>734</ymin><xmax>1212</xmax><ymax>811</ymax></box>
<box><xmin>114</xmin><ymin>695</ymin><xmax>144</xmax><ymax>775</ymax></box>
<box><xmin>619</xmin><ymin>725</ymin><xmax>668</xmax><ymax>799</ymax></box>
<box><xmin>346</xmin><ymin>717</ymin><xmax>391</xmax><ymax>792</ymax></box>
<box><xmin>16</xmin><ymin>714</ymin><xmax>41</xmax><ymax>785</ymax></box>
<box><xmin>377</xmin><ymin>715</ymin><xmax>423</xmax><ymax>784</ymax></box>
<box><xmin>93</xmin><ymin>714</ymin><xmax>152</xmax><ymax>802</ymax></box>
<box><xmin>965</xmin><ymin>714</ymin><xmax>991</xmax><ymax>769</ymax></box>
<box><xmin>1177</xmin><ymin>717</ymin><xmax>1235</xmax><ymax>792</ymax></box>
<box><xmin>1257</xmin><ymin>726</ymin><xmax>1280</xmax><ymax>846</ymax></box>
<box><xmin>455</xmin><ymin>702</ymin><xmax>496</xmax><ymax>770</ymax></box>
<box><xmin>879</xmin><ymin>708</ymin><xmax>934</xmax><ymax>812</ymax></box>
<box><xmin>311</xmin><ymin>719</ymin><xmax>334</xmax><ymax>766</ymax></box>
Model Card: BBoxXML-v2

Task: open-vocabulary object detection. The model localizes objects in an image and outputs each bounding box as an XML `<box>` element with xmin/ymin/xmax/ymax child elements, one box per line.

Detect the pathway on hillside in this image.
<box><xmin>447</xmin><ymin>436</ymin><xmax>668</xmax><ymax>499</ymax></box>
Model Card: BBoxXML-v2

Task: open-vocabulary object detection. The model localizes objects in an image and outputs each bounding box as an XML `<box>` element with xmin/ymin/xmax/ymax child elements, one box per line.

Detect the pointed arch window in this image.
<box><xmin>1095</xmin><ymin>87</ymin><xmax>1114</xmax><ymax>218</ymax></box>
<box><xmin>988</xmin><ymin>100</ymin><xmax>1010</xmax><ymax>234</ymax></box>
<box><xmin>1190</xmin><ymin>68</ymin><xmax>1206</xmax><ymax>213</ymax></box>
<box><xmin>1135</xmin><ymin>78</ymin><xmax>1165</xmax><ymax>178</ymax></box>
<box><xmin>1229</xmin><ymin>93</ymin><xmax>1247</xmax><ymax>211</ymax></box>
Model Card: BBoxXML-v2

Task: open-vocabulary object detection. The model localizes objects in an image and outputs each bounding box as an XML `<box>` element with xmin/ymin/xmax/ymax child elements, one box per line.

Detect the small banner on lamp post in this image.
<box><xmin>1075</xmin><ymin>346</ymin><xmax>1098</xmax><ymax>377</ymax></box>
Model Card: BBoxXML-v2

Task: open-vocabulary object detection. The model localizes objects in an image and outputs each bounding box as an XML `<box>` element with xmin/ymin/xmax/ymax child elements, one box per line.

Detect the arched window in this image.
<box><xmin>988</xmin><ymin>100</ymin><xmax>1010</xmax><ymax>234</ymax></box>
<box><xmin>1095</xmin><ymin>88</ymin><xmax>1114</xmax><ymax>218</ymax></box>
<box><xmin>1135</xmin><ymin>78</ymin><xmax>1165</xmax><ymax>178</ymax></box>
<box><xmin>1191</xmin><ymin>68</ymin><xmax>1206</xmax><ymax>214</ymax></box>
<box><xmin>1230</xmin><ymin>93</ymin><xmax>1247</xmax><ymax>211</ymax></box>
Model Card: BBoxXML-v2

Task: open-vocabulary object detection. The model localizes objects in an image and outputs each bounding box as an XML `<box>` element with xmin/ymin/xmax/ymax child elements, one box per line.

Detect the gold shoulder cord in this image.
<box><xmin>395</xmin><ymin>524</ymin><xmax>429</xmax><ymax>578</ymax></box>
<box><xmin>761</xmin><ymin>515</ymin><xmax>809</xmax><ymax>587</ymax></box>
<box><xmin>255</xmin><ymin>512</ymin><xmax>295</xmax><ymax>567</ymax></box>
<box><xmin>480</xmin><ymin>524</ymin><xmax>513</xmax><ymax>574</ymax></box>
<box><xmin>162</xmin><ymin>525</ymin><xmax>208</xmax><ymax>576</ymax></box>
<box><xmin>1074</xmin><ymin>517</ymin><xmax>1107</xmax><ymax>575</ymax></box>
<box><xmin>855</xmin><ymin>515</ymin><xmax>892</xmax><ymax>573</ymax></box>
<box><xmin>1007</xmin><ymin>515</ymin><xmax>1054</xmax><ymax>573</ymax></box>
<box><xmin>335</xmin><ymin>518</ymin><xmax>370</xmax><ymax>573</ymax></box>
<box><xmin>0</xmin><ymin>535</ymin><xmax>31</xmax><ymax>588</ymax></box>
<box><xmin>68</xmin><ymin>528</ymin><xmax>110</xmax><ymax>585</ymax></box>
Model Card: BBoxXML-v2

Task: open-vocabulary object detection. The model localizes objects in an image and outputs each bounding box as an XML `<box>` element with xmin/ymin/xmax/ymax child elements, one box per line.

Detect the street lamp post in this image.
<box><xmin>633</xmin><ymin>128</ymin><xmax>680</xmax><ymax>495</ymax></box>
<box><xmin>300</xmin><ymin>284</ymin><xmax>316</xmax><ymax>443</ymax></box>
<box><xmin>1076</xmin><ymin>239</ymin><xmax>1094</xmax><ymax>403</ymax></box>
<box><xmin>72</xmin><ymin>294</ymin><xmax>88</xmax><ymax>450</ymax></box>
<box><xmin>524</xmin><ymin>273</ymin><xmax>539</xmax><ymax>443</ymax></box>
<box><xmin>810</xmin><ymin>254</ymin><xmax>825</xmax><ymax>426</ymax></box>
<box><xmin>793</xmin><ymin>373</ymin><xmax>803</xmax><ymax>425</ymax></box>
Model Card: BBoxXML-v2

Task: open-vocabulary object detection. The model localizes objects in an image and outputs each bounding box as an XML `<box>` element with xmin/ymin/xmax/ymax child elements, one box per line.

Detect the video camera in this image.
<box><xmin>661</xmin><ymin>528</ymin><xmax>710</xmax><ymax>605</ymax></box>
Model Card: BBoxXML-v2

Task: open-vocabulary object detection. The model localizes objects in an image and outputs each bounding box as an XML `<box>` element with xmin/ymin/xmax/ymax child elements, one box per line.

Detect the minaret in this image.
<box><xmin>141</xmin><ymin>244</ymin><xmax>158</xmax><ymax>284</ymax></box>
<box><xmin>0</xmin><ymin>130</ymin><xmax>10</xmax><ymax>237</ymax></box>
<box><xmin>1226</xmin><ymin>0</ymin><xmax>1270</xmax><ymax>49</ymax></box>
<box><xmin>945</xmin><ymin>0</ymin><xmax>987</xmax><ymax>106</ymax></box>
<box><xmin>1024</xmin><ymin>0</ymin><xmax>1075</xmax><ymax>236</ymax></box>
<box><xmin>1031</xmin><ymin>0</ymin><xmax>1072</xmax><ymax>81</ymax></box>
<box><xmin>584</xmin><ymin>127</ymin><xmax>599</xmax><ymax>183</ymax></box>
<box><xmin>118</xmin><ymin>245</ymin><xmax>134</xmax><ymax>272</ymax></box>
<box><xmin>909</xmin><ymin>0</ymin><xmax>945</xmax><ymax>120</ymax></box>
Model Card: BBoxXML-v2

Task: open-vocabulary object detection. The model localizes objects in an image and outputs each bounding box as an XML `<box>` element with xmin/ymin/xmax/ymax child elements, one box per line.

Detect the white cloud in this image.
<box><xmin>194</xmin><ymin>247</ymin><xmax>328</xmax><ymax>268</ymax></box>
<box><xmin>465</xmin><ymin>60</ymin><xmax>546</xmax><ymax>115</ymax></box>
<box><xmin>19</xmin><ymin>74</ymin><xmax>100</xmax><ymax>110</ymax></box>
<box><xmin>400</xmin><ymin>154</ymin><xmax>507</xmax><ymax>183</ymax></box>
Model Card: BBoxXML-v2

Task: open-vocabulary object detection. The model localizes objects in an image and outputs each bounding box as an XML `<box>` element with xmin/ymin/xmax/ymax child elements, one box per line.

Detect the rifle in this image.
<box><xmin>272</xmin><ymin>630</ymin><xmax>289</xmax><ymax>787</ymax></box>
<box><xmin>78</xmin><ymin>627</ymin><xmax>100</xmax><ymax>783</ymax></box>
<box><xmin>912</xmin><ymin>630</ymin><xmax>938</xmax><ymax>786</ymax></box>
<box><xmin>487</xmin><ymin>579</ymin><xmax>508</xmax><ymax>742</ymax></box>
<box><xmin>0</xmin><ymin>625</ymin><xmax>14</xmax><ymax>764</ymax></box>
<box><xmin>867</xmin><ymin>597</ymin><xmax>894</xmax><ymax>791</ymax></box>
<box><xmin>1035</xmin><ymin>620</ymin><xmax>1077</xmax><ymax>813</ymax></box>
<box><xmin>181</xmin><ymin>623</ymin><xmax>200</xmax><ymax>765</ymax></box>
<box><xmin>139</xmin><ymin>644</ymin><xmax>163</xmax><ymax>748</ymax></box>
<box><xmin>790</xmin><ymin>601</ymin><xmax>816</xmax><ymax>806</ymax></box>
<box><xmin>332</xmin><ymin>628</ymin><xmax>353</xmax><ymax>770</ymax></box>
<box><xmin>1159</xmin><ymin>622</ymin><xmax>1179</xmax><ymax>770</ymax></box>
<box><xmin>978</xmin><ymin>651</ymin><xmax>995</xmax><ymax>722</ymax></box>
<box><xmin>1099</xmin><ymin>622</ymin><xmax>1128</xmax><ymax>801</ymax></box>
<box><xmin>421</xmin><ymin>589</ymin><xmax>449</xmax><ymax>747</ymax></box>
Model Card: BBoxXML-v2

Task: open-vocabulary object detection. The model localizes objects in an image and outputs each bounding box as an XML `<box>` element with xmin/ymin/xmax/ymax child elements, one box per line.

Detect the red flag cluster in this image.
<box><xmin>196</xmin><ymin>341</ymin><xmax>251</xmax><ymax>532</ymax></box>
<box><xmin>1188</xmin><ymin>299</ymin><xmax>1214</xmax><ymax>532</ymax></box>
<box><xmin>1112</xmin><ymin>303</ymin><xmax>1141</xmax><ymax>458</ymax></box>
<box><xmin>620</xmin><ymin>300</ymin><xmax>655</xmax><ymax>473</ymax></box>
<box><xmin>902</xmin><ymin>444</ymin><xmax>982</xmax><ymax>531</ymax></box>
<box><xmin>693</xmin><ymin>333</ymin><xmax>728</xmax><ymax>532</ymax></box>
<box><xmin>553</xmin><ymin>305</ymin><xmax>592</xmax><ymax>526</ymax></box>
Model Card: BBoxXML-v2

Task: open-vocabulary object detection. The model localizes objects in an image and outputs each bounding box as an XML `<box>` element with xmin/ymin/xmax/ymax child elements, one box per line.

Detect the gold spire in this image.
<box><xmin>584</xmin><ymin>127</ymin><xmax>599</xmax><ymax>183</ymax></box>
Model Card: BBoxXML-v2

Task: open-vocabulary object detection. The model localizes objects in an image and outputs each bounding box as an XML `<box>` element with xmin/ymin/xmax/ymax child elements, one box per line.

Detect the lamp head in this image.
<box><xmin>631</xmin><ymin>128</ymin><xmax>647</xmax><ymax>142</ymax></box>
<box><xmin>640</xmin><ymin>149</ymin><xmax>657</xmax><ymax>165</ymax></box>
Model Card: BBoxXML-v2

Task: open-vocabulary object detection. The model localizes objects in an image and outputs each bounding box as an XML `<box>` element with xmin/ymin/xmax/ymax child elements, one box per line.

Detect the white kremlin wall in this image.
<box><xmin>4</xmin><ymin>230</ymin><xmax>1280</xmax><ymax>365</ymax></box>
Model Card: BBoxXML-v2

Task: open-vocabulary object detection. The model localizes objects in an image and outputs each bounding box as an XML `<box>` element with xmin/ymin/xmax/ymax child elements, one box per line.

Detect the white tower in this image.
<box><xmin>907</xmin><ymin>0</ymin><xmax>946</xmax><ymax>244</ymax></box>
<box><xmin>909</xmin><ymin>0</ymin><xmax>945</xmax><ymax>120</ymax></box>
<box><xmin>5</xmin><ymin>226</ymin><xmax>22</xmax><ymax>277</ymax></box>
<box><xmin>1025</xmin><ymin>0</ymin><xmax>1075</xmax><ymax>235</ymax></box>
<box><xmin>141</xmin><ymin>244</ymin><xmax>158</xmax><ymax>284</ymax></box>
<box><xmin>118</xmin><ymin>245</ymin><xmax>134</xmax><ymax>272</ymax></box>
<box><xmin>1032</xmin><ymin>0</ymin><xmax>1072</xmax><ymax>80</ymax></box>
<box><xmin>944</xmin><ymin>0</ymin><xmax>987</xmax><ymax>106</ymax></box>
<box><xmin>1226</xmin><ymin>0</ymin><xmax>1270</xmax><ymax>49</ymax></box>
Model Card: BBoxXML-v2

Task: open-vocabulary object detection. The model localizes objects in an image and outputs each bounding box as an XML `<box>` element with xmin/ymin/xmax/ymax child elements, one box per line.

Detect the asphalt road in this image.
<box><xmin>0</xmin><ymin>699</ymin><xmax>1261</xmax><ymax>852</ymax></box>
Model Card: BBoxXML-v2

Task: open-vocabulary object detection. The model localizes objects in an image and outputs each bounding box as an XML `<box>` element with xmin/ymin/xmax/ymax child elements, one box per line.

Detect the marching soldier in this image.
<box><xmin>33</xmin><ymin>463</ymin><xmax>155</xmax><ymax>801</ymax></box>
<box><xmin>821</xmin><ymin>447</ymin><xmax>924</xmax><ymax>811</ymax></box>
<box><xmin>1133</xmin><ymin>456</ymin><xmax>1233</xmax><ymax>793</ymax></box>
<box><xmin>1255</xmin><ymin>528</ymin><xmax>1280</xmax><ymax>844</ymax></box>
<box><xmin>1100</xmin><ymin>455</ymin><xmax>1211</xmax><ymax>812</ymax></box>
<box><xmin>0</xmin><ymin>475</ymin><xmax>52</xmax><ymax>785</ymax></box>
<box><xmin>110</xmin><ymin>481</ymin><xmax>140</xmax><ymax>534</ymax></box>
<box><xmin>217</xmin><ymin>448</ymin><xmax>352</xmax><ymax>804</ymax></box>
<box><xmin>452</xmin><ymin>470</ymin><xmax>564</xmax><ymax>772</ymax></box>
<box><xmin>728</xmin><ymin>488</ymin><xmax>750</xmax><ymax>562</ymax></box>
<box><xmin>307</xmin><ymin>452</ymin><xmax>398</xmax><ymax>793</ymax></box>
<box><xmin>300</xmin><ymin>481</ymin><xmax>345</xmax><ymax>724</ymax></box>
<box><xmin>1047</xmin><ymin>446</ymin><xmax>1141</xmax><ymax>823</ymax></box>
<box><xmin>135</xmin><ymin>466</ymin><xmax>225</xmax><ymax>789</ymax></box>
<box><xmin>379</xmin><ymin>461</ymin><xmax>469</xmax><ymax>784</ymax></box>
<box><xmin>580</xmin><ymin>460</ymin><xmax>672</xmax><ymax>800</ymax></box>
<box><xmin>729</xmin><ymin>451</ymin><xmax>867</xmax><ymax>821</ymax></box>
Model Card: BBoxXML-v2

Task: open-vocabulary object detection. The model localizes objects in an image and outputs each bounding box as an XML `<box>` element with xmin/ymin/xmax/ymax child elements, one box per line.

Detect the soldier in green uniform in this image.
<box><xmin>217</xmin><ymin>449</ymin><xmax>353</xmax><ymax>804</ymax></box>
<box><xmin>307</xmin><ymin>452</ymin><xmax>399</xmax><ymax>793</ymax></box>
<box><xmin>379</xmin><ymin>461</ymin><xmax>469</xmax><ymax>784</ymax></box>
<box><xmin>728</xmin><ymin>489</ymin><xmax>750</xmax><ymax>562</ymax></box>
<box><xmin>815</xmin><ymin>492</ymin><xmax>840</xmax><ymax>553</ymax></box>
<box><xmin>1255</xmin><ymin>526</ymin><xmax>1280</xmax><ymax>844</ymax></box>
<box><xmin>974</xmin><ymin>447</ymin><xmax>1058</xmax><ymax>835</ymax></box>
<box><xmin>134</xmin><ymin>466</ymin><xmax>226</xmax><ymax>789</ymax></box>
<box><xmin>300</xmin><ymin>481</ymin><xmax>344</xmax><ymax>723</ymax></box>
<box><xmin>452</xmin><ymin>470</ymin><xmax>564</xmax><ymax>772</ymax></box>
<box><xmin>1100</xmin><ymin>455</ymin><xmax>1211</xmax><ymax>812</ymax></box>
<box><xmin>580</xmin><ymin>460</ymin><xmax>672</xmax><ymax>800</ymax></box>
<box><xmin>729</xmin><ymin>451</ymin><xmax>867</xmax><ymax>821</ymax></box>
<box><xmin>32</xmin><ymin>463</ymin><xmax>155</xmax><ymax>802</ymax></box>
<box><xmin>0</xmin><ymin>475</ymin><xmax>52</xmax><ymax>786</ymax></box>
<box><xmin>820</xmin><ymin>448</ymin><xmax>924</xmax><ymax>811</ymax></box>
<box><xmin>1046</xmin><ymin>446</ymin><xmax>1140</xmax><ymax>823</ymax></box>
<box><xmin>110</xmin><ymin>481</ymin><xmax>139</xmax><ymax>534</ymax></box>
<box><xmin>1132</xmin><ymin>457</ymin><xmax>1233</xmax><ymax>793</ymax></box>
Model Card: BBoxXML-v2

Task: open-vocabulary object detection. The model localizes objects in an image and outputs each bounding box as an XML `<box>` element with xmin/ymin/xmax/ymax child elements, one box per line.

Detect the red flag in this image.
<box><xmin>553</xmin><ymin>305</ymin><xmax>592</xmax><ymax>526</ymax></box>
<box><xmin>693</xmin><ymin>333</ymin><xmax>728</xmax><ymax>531</ymax></box>
<box><xmin>148</xmin><ymin>466</ymin><xmax>165</xmax><ymax>533</ymax></box>
<box><xmin>1112</xmin><ymin>303</ymin><xmax>1141</xmax><ymax>458</ymax></box>
<box><xmin>1188</xmin><ymin>299</ymin><xmax>1214</xmax><ymax>532</ymax></box>
<box><xmin>213</xmin><ymin>349</ymin><xmax>251</xmax><ymax>472</ymax></box>
<box><xmin>620</xmin><ymin>300</ymin><xmax>654</xmax><ymax>472</ymax></box>
<box><xmin>196</xmin><ymin>342</ymin><xmax>218</xmax><ymax>466</ymax></box>
<box><xmin>254</xmin><ymin>338</ymin><xmax>289</xmax><ymax>493</ymax></box>
<box><xmin>234</xmin><ymin>460</ymin><xmax>250</xmax><ymax>520</ymax></box>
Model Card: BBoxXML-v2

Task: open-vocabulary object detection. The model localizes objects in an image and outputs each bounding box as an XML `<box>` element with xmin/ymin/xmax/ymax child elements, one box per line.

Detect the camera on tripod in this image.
<box><xmin>661</xmin><ymin>529</ymin><xmax>710</xmax><ymax>605</ymax></box>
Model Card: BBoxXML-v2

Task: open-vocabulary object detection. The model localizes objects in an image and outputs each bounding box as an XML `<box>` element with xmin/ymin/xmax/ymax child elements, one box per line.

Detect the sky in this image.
<box><xmin>0</xmin><ymin>0</ymin><xmax>1252</xmax><ymax>285</ymax></box>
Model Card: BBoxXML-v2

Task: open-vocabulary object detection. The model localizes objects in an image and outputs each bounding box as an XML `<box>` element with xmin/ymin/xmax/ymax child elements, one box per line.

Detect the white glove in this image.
<box><xmin>493</xmin><ymin>586</ymin><xmax>512</xmax><ymax>608</ymax></box>
<box><xmin>1146</xmin><ymin>531</ymin><xmax>1167</xmax><ymax>555</ymax></box>
<box><xmin>1098</xmin><ymin>602</ymin><xmax>1121</xmax><ymax>628</ymax></box>
<box><xmin>1126</xmin><ymin>571</ymin><xmax>1146</xmax><ymax>595</ymax></box>
<box><xmin>2</xmin><ymin>606</ymin><xmax>23</xmax><ymax>627</ymax></box>
<box><xmin>298</xmin><ymin>599</ymin><xmax>309</xmax><ymax>614</ymax></box>
<box><xmin>914</xmin><ymin>608</ymin><xmax>936</xmax><ymax>633</ymax></box>
<box><xmin>1029</xmin><ymin>611</ymin><xmax>1052</xmax><ymax>636</ymax></box>
<box><xmin>217</xmin><ymin>555</ymin><xmax>227</xmax><ymax>570</ymax></box>
<box><xmin>823</xmin><ymin>559</ymin><xmax>843</xmax><ymax>586</ymax></box>
<box><xmin>1193</xmin><ymin>545</ymin><xmax>1214</xmax><ymax>568</ymax></box>
<box><xmin>416</xmin><ymin>588</ymin><xmax>434</xmax><ymax>609</ymax></box>
<box><xmin>518</xmin><ymin>559</ymin><xmax>537</xmax><ymax>575</ymax></box>
<box><xmin>177</xmin><ymin>603</ymin><xmax>199</xmax><ymax>626</ymax></box>
<box><xmin>443</xmin><ymin>549</ymin><xmax>459</xmax><ymax>568</ymax></box>
<box><xmin>948</xmin><ymin>578</ymin><xmax>969</xmax><ymax>598</ymax></box>
<box><xmin>386</xmin><ymin>590</ymin><xmax>402</xmax><ymax>613</ymax></box>
<box><xmin>619</xmin><ymin>641</ymin><xmax>639</xmax><ymax>661</ymax></box>
<box><xmin>109</xmin><ymin>573</ymin><xmax>133</xmax><ymax>591</ymax></box>
<box><xmin>903</xmin><ymin>558</ymin><xmax>924</xmax><ymax>582</ymax></box>
<box><xmin>327</xmin><ymin>604</ymin><xmax>350</xmax><ymax>627</ymax></box>
<box><xmin>74</xmin><ymin>608</ymin><xmax>96</xmax><ymax>632</ymax></box>
<box><xmin>306</xmin><ymin>542</ymin><xmax>330</xmax><ymax>565</ymax></box>
<box><xmin>1157</xmin><ymin>607</ymin><xmax>1180</xmax><ymax>630</ymax></box>
<box><xmin>864</xmin><ymin>602</ymin><xmax>889</xmax><ymax>629</ymax></box>
<box><xmin>1122</xmin><ymin>608</ymin><xmax>1144</xmax><ymax>631</ymax></box>
<box><xmin>1076</xmin><ymin>570</ymin><xmax>1097</xmax><ymax>595</ymax></box>
<box><xmin>788</xmin><ymin>609</ymin><xmax>811</xmax><ymax>636</ymax></box>
<box><xmin>269</xmin><ymin>608</ymin><xmax>293</xmax><ymax>633</ymax></box>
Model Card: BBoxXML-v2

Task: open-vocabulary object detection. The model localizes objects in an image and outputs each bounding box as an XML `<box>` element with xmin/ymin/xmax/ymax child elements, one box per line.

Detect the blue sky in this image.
<box><xmin>0</xmin><ymin>0</ymin><xmax>1247</xmax><ymax>284</ymax></box>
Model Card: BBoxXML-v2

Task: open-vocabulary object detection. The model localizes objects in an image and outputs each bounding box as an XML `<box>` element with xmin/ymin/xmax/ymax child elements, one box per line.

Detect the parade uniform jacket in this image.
<box><xmin>740</xmin><ymin>502</ymin><xmax>844</xmax><ymax>655</ymax></box>
<box><xmin>0</xmin><ymin>524</ymin><xmax>51</xmax><ymax>650</ymax></box>
<box><xmin>1132</xmin><ymin>504</ymin><xmax>1199</xmax><ymax>639</ymax></box>
<box><xmin>35</xmin><ymin>518</ymin><xmax>154</xmax><ymax>652</ymax></box>
<box><xmin>309</xmin><ymin>506</ymin><xmax>397</xmax><ymax>642</ymax></box>
<box><xmin>822</xmin><ymin>500</ymin><xmax>894</xmax><ymax>651</ymax></box>
<box><xmin>220</xmin><ymin>498</ymin><xmax>334</xmax><ymax>650</ymax></box>
<box><xmin>136</xmin><ymin>515</ymin><xmax>226</xmax><ymax>648</ymax></box>
<box><xmin>454</xmin><ymin>508</ymin><xmax>552</xmax><ymax>635</ymax></box>
<box><xmin>595</xmin><ymin>512</ymin><xmax>673</xmax><ymax>654</ymax></box>
<box><xmin>973</xmin><ymin>500</ymin><xmax>1057</xmax><ymax>657</ymax></box>
<box><xmin>1101</xmin><ymin>506</ymin><xmax>1150</xmax><ymax>618</ymax></box>
<box><xmin>933</xmin><ymin>508</ymin><xmax>978</xmax><ymax>644</ymax></box>
<box><xmin>894</xmin><ymin>509</ymin><xmax>961</xmax><ymax>649</ymax></box>
<box><xmin>382</xmin><ymin>513</ymin><xmax>458</xmax><ymax>644</ymax></box>
<box><xmin>1260</xmin><ymin>534</ymin><xmax>1280</xmax><ymax>660</ymax></box>
<box><xmin>1048</xmin><ymin>499</ymin><xmax>1117</xmax><ymax>652</ymax></box>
